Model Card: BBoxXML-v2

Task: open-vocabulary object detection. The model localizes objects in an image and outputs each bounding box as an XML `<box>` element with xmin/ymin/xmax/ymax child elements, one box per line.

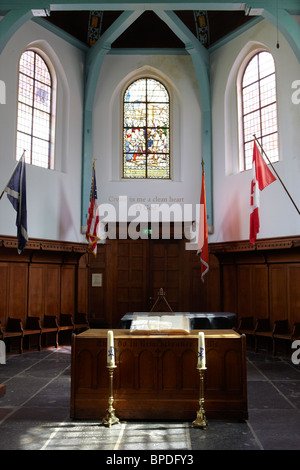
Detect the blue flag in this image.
<box><xmin>4</xmin><ymin>154</ymin><xmax>28</xmax><ymax>253</ymax></box>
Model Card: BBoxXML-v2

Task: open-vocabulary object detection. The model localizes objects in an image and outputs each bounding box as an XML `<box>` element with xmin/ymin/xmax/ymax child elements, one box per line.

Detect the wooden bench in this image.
<box><xmin>58</xmin><ymin>314</ymin><xmax>74</xmax><ymax>344</ymax></box>
<box><xmin>41</xmin><ymin>315</ymin><xmax>59</xmax><ymax>349</ymax></box>
<box><xmin>0</xmin><ymin>318</ymin><xmax>23</xmax><ymax>353</ymax></box>
<box><xmin>254</xmin><ymin>318</ymin><xmax>274</xmax><ymax>353</ymax></box>
<box><xmin>237</xmin><ymin>316</ymin><xmax>255</xmax><ymax>347</ymax></box>
<box><xmin>22</xmin><ymin>316</ymin><xmax>42</xmax><ymax>352</ymax></box>
<box><xmin>273</xmin><ymin>320</ymin><xmax>300</xmax><ymax>355</ymax></box>
<box><xmin>74</xmin><ymin>313</ymin><xmax>90</xmax><ymax>334</ymax></box>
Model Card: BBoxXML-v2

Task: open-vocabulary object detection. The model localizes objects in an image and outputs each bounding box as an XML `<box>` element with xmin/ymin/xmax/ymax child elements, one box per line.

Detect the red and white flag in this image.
<box><xmin>250</xmin><ymin>142</ymin><xmax>276</xmax><ymax>244</ymax></box>
<box><xmin>86</xmin><ymin>161</ymin><xmax>100</xmax><ymax>256</ymax></box>
<box><xmin>197</xmin><ymin>167</ymin><xmax>209</xmax><ymax>281</ymax></box>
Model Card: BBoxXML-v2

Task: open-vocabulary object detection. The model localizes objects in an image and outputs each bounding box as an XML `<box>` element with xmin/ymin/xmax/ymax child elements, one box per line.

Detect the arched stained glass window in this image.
<box><xmin>16</xmin><ymin>50</ymin><xmax>55</xmax><ymax>169</ymax></box>
<box><xmin>123</xmin><ymin>78</ymin><xmax>170</xmax><ymax>179</ymax></box>
<box><xmin>241</xmin><ymin>51</ymin><xmax>279</xmax><ymax>171</ymax></box>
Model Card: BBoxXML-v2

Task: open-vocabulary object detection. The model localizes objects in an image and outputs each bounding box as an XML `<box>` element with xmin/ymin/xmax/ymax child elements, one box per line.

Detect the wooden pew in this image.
<box><xmin>237</xmin><ymin>316</ymin><xmax>255</xmax><ymax>347</ymax></box>
<box><xmin>0</xmin><ymin>317</ymin><xmax>23</xmax><ymax>354</ymax></box>
<box><xmin>58</xmin><ymin>314</ymin><xmax>74</xmax><ymax>344</ymax></box>
<box><xmin>273</xmin><ymin>320</ymin><xmax>300</xmax><ymax>355</ymax></box>
<box><xmin>254</xmin><ymin>318</ymin><xmax>274</xmax><ymax>353</ymax></box>
<box><xmin>22</xmin><ymin>317</ymin><xmax>42</xmax><ymax>351</ymax></box>
<box><xmin>74</xmin><ymin>313</ymin><xmax>90</xmax><ymax>334</ymax></box>
<box><xmin>41</xmin><ymin>315</ymin><xmax>59</xmax><ymax>349</ymax></box>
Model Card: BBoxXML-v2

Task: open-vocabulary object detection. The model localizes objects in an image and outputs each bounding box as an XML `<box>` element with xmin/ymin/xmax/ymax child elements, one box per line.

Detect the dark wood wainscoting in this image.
<box><xmin>88</xmin><ymin>236</ymin><xmax>218</xmax><ymax>328</ymax></box>
<box><xmin>0</xmin><ymin>236</ymin><xmax>89</xmax><ymax>336</ymax></box>
<box><xmin>1</xmin><ymin>234</ymin><xmax>299</xmax><ymax>333</ymax></box>
<box><xmin>210</xmin><ymin>236</ymin><xmax>300</xmax><ymax>331</ymax></box>
<box><xmin>88</xmin><ymin>234</ymin><xmax>300</xmax><ymax>329</ymax></box>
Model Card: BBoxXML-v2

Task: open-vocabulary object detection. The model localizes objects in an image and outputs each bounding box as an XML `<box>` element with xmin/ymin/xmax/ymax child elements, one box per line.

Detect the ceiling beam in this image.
<box><xmin>262</xmin><ymin>8</ymin><xmax>300</xmax><ymax>62</ymax></box>
<box><xmin>81</xmin><ymin>10</ymin><xmax>144</xmax><ymax>227</ymax></box>
<box><xmin>0</xmin><ymin>9</ymin><xmax>34</xmax><ymax>54</ymax></box>
<box><xmin>1</xmin><ymin>0</ymin><xmax>300</xmax><ymax>12</ymax></box>
<box><xmin>155</xmin><ymin>9</ymin><xmax>213</xmax><ymax>227</ymax></box>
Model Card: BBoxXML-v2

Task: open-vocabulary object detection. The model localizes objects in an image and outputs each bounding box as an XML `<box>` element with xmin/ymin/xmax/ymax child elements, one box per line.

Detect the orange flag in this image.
<box><xmin>197</xmin><ymin>165</ymin><xmax>209</xmax><ymax>281</ymax></box>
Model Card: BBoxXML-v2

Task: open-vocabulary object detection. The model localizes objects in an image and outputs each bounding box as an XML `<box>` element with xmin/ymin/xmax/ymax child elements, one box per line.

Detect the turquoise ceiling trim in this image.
<box><xmin>155</xmin><ymin>9</ymin><xmax>212</xmax><ymax>227</ymax></box>
<box><xmin>32</xmin><ymin>17</ymin><xmax>89</xmax><ymax>51</ymax></box>
<box><xmin>262</xmin><ymin>8</ymin><xmax>300</xmax><ymax>62</ymax></box>
<box><xmin>208</xmin><ymin>16</ymin><xmax>263</xmax><ymax>52</ymax></box>
<box><xmin>81</xmin><ymin>10</ymin><xmax>144</xmax><ymax>226</ymax></box>
<box><xmin>0</xmin><ymin>9</ymin><xmax>34</xmax><ymax>54</ymax></box>
<box><xmin>2</xmin><ymin>1</ymin><xmax>300</xmax><ymax>12</ymax></box>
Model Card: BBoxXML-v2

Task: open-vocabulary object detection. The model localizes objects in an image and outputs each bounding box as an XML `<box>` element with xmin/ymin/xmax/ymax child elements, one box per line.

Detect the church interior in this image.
<box><xmin>0</xmin><ymin>0</ymin><xmax>299</xmax><ymax>452</ymax></box>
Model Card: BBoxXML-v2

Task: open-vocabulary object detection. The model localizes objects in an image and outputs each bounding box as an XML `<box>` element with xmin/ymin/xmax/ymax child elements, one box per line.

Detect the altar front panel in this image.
<box><xmin>70</xmin><ymin>329</ymin><xmax>248</xmax><ymax>421</ymax></box>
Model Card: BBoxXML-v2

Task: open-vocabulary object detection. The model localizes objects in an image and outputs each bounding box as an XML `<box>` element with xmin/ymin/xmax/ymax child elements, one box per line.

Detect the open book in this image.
<box><xmin>130</xmin><ymin>315</ymin><xmax>190</xmax><ymax>335</ymax></box>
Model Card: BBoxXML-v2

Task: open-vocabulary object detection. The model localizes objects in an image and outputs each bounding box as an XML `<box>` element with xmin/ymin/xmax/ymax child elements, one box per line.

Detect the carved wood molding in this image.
<box><xmin>0</xmin><ymin>235</ymin><xmax>88</xmax><ymax>254</ymax></box>
<box><xmin>209</xmin><ymin>236</ymin><xmax>300</xmax><ymax>254</ymax></box>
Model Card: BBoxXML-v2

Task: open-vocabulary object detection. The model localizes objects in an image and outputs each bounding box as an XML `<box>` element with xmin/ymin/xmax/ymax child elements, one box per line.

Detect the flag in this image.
<box><xmin>250</xmin><ymin>142</ymin><xmax>276</xmax><ymax>244</ymax></box>
<box><xmin>86</xmin><ymin>161</ymin><xmax>100</xmax><ymax>256</ymax></box>
<box><xmin>4</xmin><ymin>153</ymin><xmax>28</xmax><ymax>253</ymax></box>
<box><xmin>197</xmin><ymin>164</ymin><xmax>209</xmax><ymax>282</ymax></box>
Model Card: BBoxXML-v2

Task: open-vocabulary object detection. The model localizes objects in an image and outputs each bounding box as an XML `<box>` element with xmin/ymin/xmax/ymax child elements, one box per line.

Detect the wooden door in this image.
<box><xmin>149</xmin><ymin>239</ymin><xmax>184</xmax><ymax>312</ymax></box>
<box><xmin>113</xmin><ymin>239</ymin><xmax>149</xmax><ymax>325</ymax></box>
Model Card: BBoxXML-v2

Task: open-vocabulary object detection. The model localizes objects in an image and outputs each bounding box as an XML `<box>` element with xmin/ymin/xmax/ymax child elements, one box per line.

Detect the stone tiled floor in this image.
<box><xmin>0</xmin><ymin>346</ymin><xmax>299</xmax><ymax>451</ymax></box>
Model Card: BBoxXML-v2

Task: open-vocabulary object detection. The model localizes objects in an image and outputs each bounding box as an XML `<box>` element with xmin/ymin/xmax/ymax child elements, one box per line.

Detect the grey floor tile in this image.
<box><xmin>1</xmin><ymin>346</ymin><xmax>300</xmax><ymax>451</ymax></box>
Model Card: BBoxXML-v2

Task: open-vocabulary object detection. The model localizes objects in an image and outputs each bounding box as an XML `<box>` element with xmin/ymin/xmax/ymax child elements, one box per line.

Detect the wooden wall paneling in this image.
<box><xmin>28</xmin><ymin>264</ymin><xmax>44</xmax><ymax>318</ymax></box>
<box><xmin>150</xmin><ymin>239</ymin><xmax>183</xmax><ymax>312</ymax></box>
<box><xmin>60</xmin><ymin>265</ymin><xmax>76</xmax><ymax>315</ymax></box>
<box><xmin>8</xmin><ymin>263</ymin><xmax>28</xmax><ymax>322</ymax></box>
<box><xmin>114</xmin><ymin>240</ymin><xmax>148</xmax><ymax>325</ymax></box>
<box><xmin>190</xmin><ymin>265</ymin><xmax>202</xmax><ymax>312</ymax></box>
<box><xmin>287</xmin><ymin>264</ymin><xmax>300</xmax><ymax>326</ymax></box>
<box><xmin>0</xmin><ymin>263</ymin><xmax>9</xmax><ymax>326</ymax></box>
<box><xmin>201</xmin><ymin>254</ymin><xmax>221</xmax><ymax>312</ymax></box>
<box><xmin>88</xmin><ymin>266</ymin><xmax>105</xmax><ymax>324</ymax></box>
<box><xmin>88</xmin><ymin>244</ymin><xmax>107</xmax><ymax>326</ymax></box>
<box><xmin>237</xmin><ymin>264</ymin><xmax>269</xmax><ymax>321</ymax></box>
<box><xmin>221</xmin><ymin>264</ymin><xmax>237</xmax><ymax>314</ymax></box>
<box><xmin>237</xmin><ymin>265</ymin><xmax>252</xmax><ymax>317</ymax></box>
<box><xmin>45</xmin><ymin>264</ymin><xmax>61</xmax><ymax>317</ymax></box>
<box><xmin>77</xmin><ymin>255</ymin><xmax>88</xmax><ymax>315</ymax></box>
<box><xmin>252</xmin><ymin>265</ymin><xmax>269</xmax><ymax>320</ymax></box>
<box><xmin>269</xmin><ymin>264</ymin><xmax>288</xmax><ymax>324</ymax></box>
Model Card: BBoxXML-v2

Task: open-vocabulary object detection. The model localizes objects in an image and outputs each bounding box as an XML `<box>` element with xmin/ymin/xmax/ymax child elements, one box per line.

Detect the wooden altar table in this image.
<box><xmin>70</xmin><ymin>329</ymin><xmax>248</xmax><ymax>421</ymax></box>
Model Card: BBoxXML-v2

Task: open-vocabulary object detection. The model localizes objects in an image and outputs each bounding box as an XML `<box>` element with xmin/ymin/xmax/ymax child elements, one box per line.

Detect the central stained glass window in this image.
<box><xmin>123</xmin><ymin>78</ymin><xmax>170</xmax><ymax>179</ymax></box>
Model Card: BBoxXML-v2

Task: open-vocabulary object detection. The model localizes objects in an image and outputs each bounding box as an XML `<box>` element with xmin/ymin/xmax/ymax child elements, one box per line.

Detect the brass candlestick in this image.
<box><xmin>102</xmin><ymin>365</ymin><xmax>119</xmax><ymax>427</ymax></box>
<box><xmin>192</xmin><ymin>367</ymin><xmax>208</xmax><ymax>429</ymax></box>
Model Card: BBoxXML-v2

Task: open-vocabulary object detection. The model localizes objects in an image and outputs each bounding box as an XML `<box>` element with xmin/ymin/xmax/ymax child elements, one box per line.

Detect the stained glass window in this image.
<box><xmin>123</xmin><ymin>78</ymin><xmax>170</xmax><ymax>179</ymax></box>
<box><xmin>16</xmin><ymin>50</ymin><xmax>54</xmax><ymax>169</ymax></box>
<box><xmin>241</xmin><ymin>51</ymin><xmax>279</xmax><ymax>171</ymax></box>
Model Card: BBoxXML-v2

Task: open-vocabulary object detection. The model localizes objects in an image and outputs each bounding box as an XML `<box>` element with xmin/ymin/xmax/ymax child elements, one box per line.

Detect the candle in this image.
<box><xmin>197</xmin><ymin>332</ymin><xmax>206</xmax><ymax>369</ymax></box>
<box><xmin>107</xmin><ymin>330</ymin><xmax>115</xmax><ymax>366</ymax></box>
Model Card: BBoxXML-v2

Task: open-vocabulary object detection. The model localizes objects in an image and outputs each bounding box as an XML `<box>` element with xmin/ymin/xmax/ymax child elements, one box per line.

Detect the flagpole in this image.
<box><xmin>0</xmin><ymin>150</ymin><xmax>26</xmax><ymax>201</ymax></box>
<box><xmin>253</xmin><ymin>135</ymin><xmax>300</xmax><ymax>215</ymax></box>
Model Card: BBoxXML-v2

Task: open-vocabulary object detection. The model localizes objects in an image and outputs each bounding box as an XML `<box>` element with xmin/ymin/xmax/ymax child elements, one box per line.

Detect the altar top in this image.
<box><xmin>76</xmin><ymin>328</ymin><xmax>241</xmax><ymax>340</ymax></box>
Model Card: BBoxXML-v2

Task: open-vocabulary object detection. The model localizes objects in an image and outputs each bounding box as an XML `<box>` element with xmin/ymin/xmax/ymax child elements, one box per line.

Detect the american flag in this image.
<box><xmin>86</xmin><ymin>161</ymin><xmax>100</xmax><ymax>256</ymax></box>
